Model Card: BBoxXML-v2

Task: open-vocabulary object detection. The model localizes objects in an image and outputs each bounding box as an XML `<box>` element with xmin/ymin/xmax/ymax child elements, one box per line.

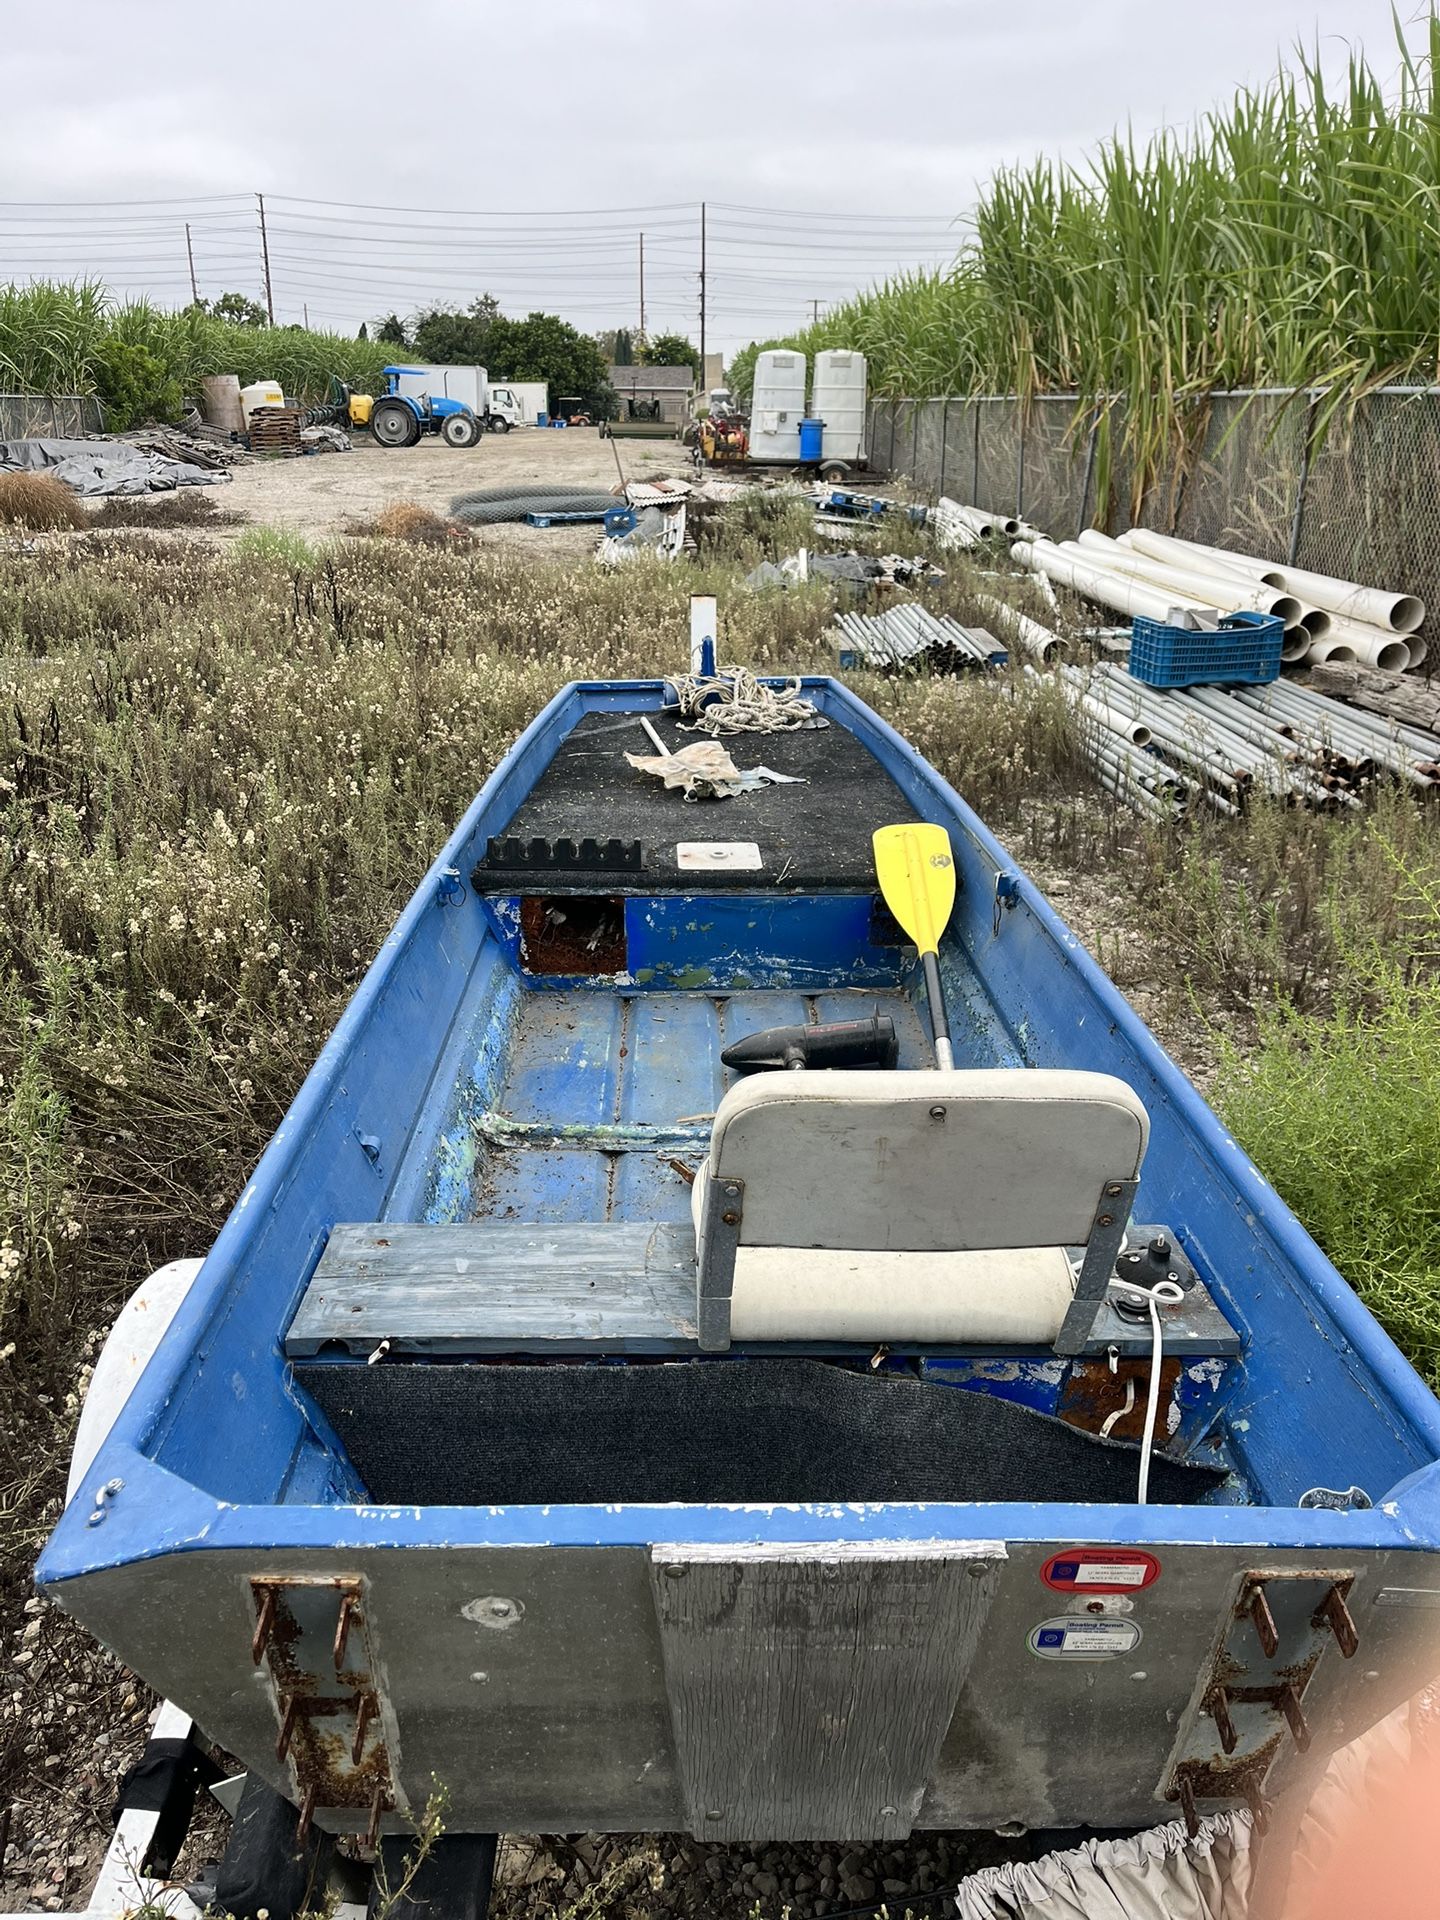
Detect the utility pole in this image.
<box><xmin>699</xmin><ymin>201</ymin><xmax>707</xmax><ymax>376</ymax></box>
<box><xmin>638</xmin><ymin>231</ymin><xmax>645</xmax><ymax>339</ymax></box>
<box><xmin>303</xmin><ymin>302</ymin><xmax>310</xmax><ymax>330</ymax></box>
<box><xmin>185</xmin><ymin>222</ymin><xmax>199</xmax><ymax>304</ymax></box>
<box><xmin>257</xmin><ymin>192</ymin><xmax>274</xmax><ymax>325</ymax></box>
<box><xmin>811</xmin><ymin>298</ymin><xmax>822</xmax><ymax>325</ymax></box>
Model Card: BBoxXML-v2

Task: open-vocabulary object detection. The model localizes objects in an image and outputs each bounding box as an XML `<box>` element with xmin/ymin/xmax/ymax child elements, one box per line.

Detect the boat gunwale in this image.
<box><xmin>36</xmin><ymin>677</ymin><xmax>1440</xmax><ymax>1585</ymax></box>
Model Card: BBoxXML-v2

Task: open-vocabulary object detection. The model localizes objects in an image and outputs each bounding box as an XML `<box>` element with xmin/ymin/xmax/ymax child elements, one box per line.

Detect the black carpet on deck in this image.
<box><xmin>298</xmin><ymin>1357</ymin><xmax>1225</xmax><ymax>1508</ymax></box>
<box><xmin>474</xmin><ymin>709</ymin><xmax>922</xmax><ymax>892</ymax></box>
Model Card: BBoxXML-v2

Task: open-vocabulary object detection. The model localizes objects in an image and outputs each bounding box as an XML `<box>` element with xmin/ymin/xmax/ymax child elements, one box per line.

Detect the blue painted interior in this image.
<box><xmin>37</xmin><ymin>677</ymin><xmax>1440</xmax><ymax>1593</ymax></box>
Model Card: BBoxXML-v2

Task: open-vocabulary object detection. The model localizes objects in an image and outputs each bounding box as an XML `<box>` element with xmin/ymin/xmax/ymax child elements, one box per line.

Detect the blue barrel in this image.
<box><xmin>798</xmin><ymin>417</ymin><xmax>825</xmax><ymax>462</ymax></box>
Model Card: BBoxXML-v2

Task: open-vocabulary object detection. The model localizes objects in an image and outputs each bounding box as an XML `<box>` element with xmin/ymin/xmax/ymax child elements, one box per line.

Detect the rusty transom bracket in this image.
<box><xmin>251</xmin><ymin>1574</ymin><xmax>398</xmax><ymax>1845</ymax></box>
<box><xmin>1164</xmin><ymin>1570</ymin><xmax>1358</xmax><ymax>1839</ymax></box>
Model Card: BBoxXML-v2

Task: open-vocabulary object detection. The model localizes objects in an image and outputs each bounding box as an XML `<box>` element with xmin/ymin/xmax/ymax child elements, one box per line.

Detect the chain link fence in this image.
<box><xmin>0</xmin><ymin>393</ymin><xmax>105</xmax><ymax>439</ymax></box>
<box><xmin>869</xmin><ymin>388</ymin><xmax>1440</xmax><ymax>628</ymax></box>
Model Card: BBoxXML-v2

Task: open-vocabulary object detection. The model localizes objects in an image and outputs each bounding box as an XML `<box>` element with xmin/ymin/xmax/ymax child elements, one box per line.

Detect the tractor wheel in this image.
<box><xmin>371</xmin><ymin>399</ymin><xmax>420</xmax><ymax>448</ymax></box>
<box><xmin>486</xmin><ymin>415</ymin><xmax>511</xmax><ymax>435</ymax></box>
<box><xmin>442</xmin><ymin>411</ymin><xmax>482</xmax><ymax>448</ymax></box>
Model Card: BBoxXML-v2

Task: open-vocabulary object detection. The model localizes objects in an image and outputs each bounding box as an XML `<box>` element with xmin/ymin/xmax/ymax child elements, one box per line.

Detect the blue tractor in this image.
<box><xmin>368</xmin><ymin>366</ymin><xmax>482</xmax><ymax>449</ymax></box>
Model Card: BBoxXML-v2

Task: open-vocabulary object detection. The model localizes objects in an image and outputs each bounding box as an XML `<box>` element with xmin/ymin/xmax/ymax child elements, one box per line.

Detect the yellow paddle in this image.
<box><xmin>873</xmin><ymin>822</ymin><xmax>957</xmax><ymax>1068</ymax></box>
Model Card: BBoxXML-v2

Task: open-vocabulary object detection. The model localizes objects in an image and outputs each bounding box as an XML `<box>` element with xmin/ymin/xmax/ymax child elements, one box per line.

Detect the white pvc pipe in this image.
<box><xmin>1407</xmin><ymin>635</ymin><xmax>1428</xmax><ymax>669</ymax></box>
<box><xmin>1311</xmin><ymin>614</ymin><xmax>1412</xmax><ymax>673</ymax></box>
<box><xmin>1064</xmin><ymin>540</ymin><xmax>1301</xmax><ymax>625</ymax></box>
<box><xmin>933</xmin><ymin>501</ymin><xmax>981</xmax><ymax>550</ymax></box>
<box><xmin>1177</xmin><ymin>539</ymin><xmax>1424</xmax><ymax>633</ymax></box>
<box><xmin>973</xmin><ymin>592</ymin><xmax>1069</xmax><ymax>663</ymax></box>
<box><xmin>1281</xmin><ymin>570</ymin><xmax>1424</xmax><ymax>633</ymax></box>
<box><xmin>946</xmin><ymin>499</ymin><xmax>1020</xmax><ymax>538</ymax></box>
<box><xmin>1281</xmin><ymin>628</ymin><xmax>1311</xmax><ymax>662</ymax></box>
<box><xmin>1076</xmin><ymin>691</ymin><xmax>1152</xmax><ymax>745</ymax></box>
<box><xmin>1011</xmin><ymin>539</ymin><xmax>1213</xmax><ymax>624</ymax></box>
<box><xmin>1119</xmin><ymin>528</ymin><xmax>1289</xmax><ymax>591</ymax></box>
<box><xmin>1122</xmin><ymin>531</ymin><xmax>1325</xmax><ymax>632</ymax></box>
<box><xmin>1304</xmin><ymin>637</ymin><xmax>1360</xmax><ymax>664</ymax></box>
<box><xmin>1117</xmin><ymin>530</ymin><xmax>1332</xmax><ymax>636</ymax></box>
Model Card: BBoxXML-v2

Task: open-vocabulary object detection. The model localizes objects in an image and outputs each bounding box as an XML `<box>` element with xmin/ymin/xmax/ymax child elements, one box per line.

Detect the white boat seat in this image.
<box><xmin>693</xmin><ymin>1069</ymin><xmax>1149</xmax><ymax>1352</ymax></box>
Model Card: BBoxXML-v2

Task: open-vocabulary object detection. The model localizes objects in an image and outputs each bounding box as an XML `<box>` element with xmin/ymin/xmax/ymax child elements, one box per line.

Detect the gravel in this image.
<box><xmin>488</xmin><ymin>1828</ymin><xmax>1032</xmax><ymax>1919</ymax></box>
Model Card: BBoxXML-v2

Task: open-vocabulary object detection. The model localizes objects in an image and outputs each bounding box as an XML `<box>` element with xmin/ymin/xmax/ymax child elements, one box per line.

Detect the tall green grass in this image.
<box><xmin>733</xmin><ymin>17</ymin><xmax>1440</xmax><ymax>482</ymax></box>
<box><xmin>0</xmin><ymin>281</ymin><xmax>394</xmax><ymax>412</ymax></box>
<box><xmin>1216</xmin><ymin>860</ymin><xmax>1440</xmax><ymax>1383</ymax></box>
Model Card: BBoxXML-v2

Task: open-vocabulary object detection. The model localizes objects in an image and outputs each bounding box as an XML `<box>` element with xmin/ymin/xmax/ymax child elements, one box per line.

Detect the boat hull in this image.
<box><xmin>39</xmin><ymin>678</ymin><xmax>1440</xmax><ymax>1839</ymax></box>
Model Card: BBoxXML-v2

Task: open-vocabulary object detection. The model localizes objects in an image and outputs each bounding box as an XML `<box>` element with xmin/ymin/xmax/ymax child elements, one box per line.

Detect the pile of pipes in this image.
<box><xmin>1012</xmin><ymin>529</ymin><xmax>1427</xmax><ymax>672</ymax></box>
<box><xmin>1052</xmin><ymin>662</ymin><xmax>1440</xmax><ymax>820</ymax></box>
<box><xmin>935</xmin><ymin>498</ymin><xmax>1043</xmax><ymax>551</ymax></box>
<box><xmin>833</xmin><ymin>604</ymin><xmax>1007</xmax><ymax>672</ymax></box>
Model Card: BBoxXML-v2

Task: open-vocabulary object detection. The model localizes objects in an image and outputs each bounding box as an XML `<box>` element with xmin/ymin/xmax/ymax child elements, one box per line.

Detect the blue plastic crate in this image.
<box><xmin>1128</xmin><ymin>609</ymin><xmax>1284</xmax><ymax>689</ymax></box>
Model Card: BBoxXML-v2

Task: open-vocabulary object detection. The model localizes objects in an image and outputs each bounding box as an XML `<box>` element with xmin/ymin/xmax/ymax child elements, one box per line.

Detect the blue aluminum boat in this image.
<box><xmin>37</xmin><ymin>675</ymin><xmax>1440</xmax><ymax>1869</ymax></box>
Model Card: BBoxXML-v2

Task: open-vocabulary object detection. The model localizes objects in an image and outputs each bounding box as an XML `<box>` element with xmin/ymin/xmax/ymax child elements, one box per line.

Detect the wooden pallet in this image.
<box><xmin>247</xmin><ymin>406</ymin><xmax>303</xmax><ymax>454</ymax></box>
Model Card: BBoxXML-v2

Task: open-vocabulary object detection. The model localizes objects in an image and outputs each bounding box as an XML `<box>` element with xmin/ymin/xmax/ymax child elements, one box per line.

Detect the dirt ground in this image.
<box><xmin>214</xmin><ymin>426</ymin><xmax>690</xmax><ymax>548</ymax></box>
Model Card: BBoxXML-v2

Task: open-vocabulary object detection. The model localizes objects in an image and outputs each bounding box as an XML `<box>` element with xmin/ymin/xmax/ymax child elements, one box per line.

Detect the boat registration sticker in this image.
<box><xmin>1042</xmin><ymin>1548</ymin><xmax>1160</xmax><ymax>1593</ymax></box>
<box><xmin>676</xmin><ymin>841</ymin><xmax>763</xmax><ymax>870</ymax></box>
<box><xmin>1028</xmin><ymin>1616</ymin><xmax>1142</xmax><ymax>1660</ymax></box>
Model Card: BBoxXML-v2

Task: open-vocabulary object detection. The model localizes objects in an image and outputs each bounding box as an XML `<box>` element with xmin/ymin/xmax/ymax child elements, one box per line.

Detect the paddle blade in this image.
<box><xmin>872</xmin><ymin>823</ymin><xmax>956</xmax><ymax>956</ymax></box>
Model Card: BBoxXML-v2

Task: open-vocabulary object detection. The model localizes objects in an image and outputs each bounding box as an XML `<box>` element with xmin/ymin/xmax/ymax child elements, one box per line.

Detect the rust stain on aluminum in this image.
<box><xmin>1057</xmin><ymin>1358</ymin><xmax>1181</xmax><ymax>1443</ymax></box>
<box><xmin>250</xmin><ymin>1576</ymin><xmax>395</xmax><ymax>1822</ymax></box>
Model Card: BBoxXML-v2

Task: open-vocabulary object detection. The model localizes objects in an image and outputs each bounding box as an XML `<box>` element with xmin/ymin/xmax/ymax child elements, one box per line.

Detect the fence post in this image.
<box><xmin>1077</xmin><ymin>409</ymin><xmax>1100</xmax><ymax>538</ymax></box>
<box><xmin>938</xmin><ymin>398</ymin><xmax>950</xmax><ymax>499</ymax></box>
<box><xmin>1288</xmin><ymin>394</ymin><xmax>1319</xmax><ymax>566</ymax></box>
<box><xmin>911</xmin><ymin>402</ymin><xmax>921</xmax><ymax>480</ymax></box>
<box><xmin>972</xmin><ymin>405</ymin><xmax>981</xmax><ymax>504</ymax></box>
<box><xmin>1015</xmin><ymin>403</ymin><xmax>1026</xmax><ymax>519</ymax></box>
<box><xmin>888</xmin><ymin>404</ymin><xmax>898</xmax><ymax>475</ymax></box>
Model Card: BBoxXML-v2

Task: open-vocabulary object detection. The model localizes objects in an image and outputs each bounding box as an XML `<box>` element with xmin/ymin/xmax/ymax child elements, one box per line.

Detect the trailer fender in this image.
<box><xmin>67</xmin><ymin>1259</ymin><xmax>205</xmax><ymax>1506</ymax></box>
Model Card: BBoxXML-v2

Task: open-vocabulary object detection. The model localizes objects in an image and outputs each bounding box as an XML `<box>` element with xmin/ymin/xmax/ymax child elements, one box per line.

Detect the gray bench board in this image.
<box><xmin>286</xmin><ymin>1221</ymin><xmax>699</xmax><ymax>1356</ymax></box>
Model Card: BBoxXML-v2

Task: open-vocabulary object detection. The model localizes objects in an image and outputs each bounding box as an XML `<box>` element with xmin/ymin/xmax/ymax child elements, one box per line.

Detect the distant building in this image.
<box><xmin>608</xmin><ymin>363</ymin><xmax>695</xmax><ymax>425</ymax></box>
<box><xmin>702</xmin><ymin>352</ymin><xmax>726</xmax><ymax>393</ymax></box>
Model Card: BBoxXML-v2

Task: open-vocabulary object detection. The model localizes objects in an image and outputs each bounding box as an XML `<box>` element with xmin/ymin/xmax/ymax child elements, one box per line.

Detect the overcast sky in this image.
<box><xmin>0</xmin><ymin>0</ymin><xmax>1425</xmax><ymax>355</ymax></box>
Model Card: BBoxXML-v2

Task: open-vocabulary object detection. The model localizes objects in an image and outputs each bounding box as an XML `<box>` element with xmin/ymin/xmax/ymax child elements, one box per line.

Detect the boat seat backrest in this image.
<box><xmin>695</xmin><ymin>1068</ymin><xmax>1149</xmax><ymax>1351</ymax></box>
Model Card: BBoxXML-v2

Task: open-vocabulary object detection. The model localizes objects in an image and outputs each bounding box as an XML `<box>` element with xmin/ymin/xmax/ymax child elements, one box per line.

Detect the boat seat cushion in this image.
<box><xmin>695</xmin><ymin>1068</ymin><xmax>1148</xmax><ymax>1344</ymax></box>
<box><xmin>728</xmin><ymin>1245</ymin><xmax>1074</xmax><ymax>1344</ymax></box>
<box><xmin>705</xmin><ymin>1068</ymin><xmax>1149</xmax><ymax>1251</ymax></box>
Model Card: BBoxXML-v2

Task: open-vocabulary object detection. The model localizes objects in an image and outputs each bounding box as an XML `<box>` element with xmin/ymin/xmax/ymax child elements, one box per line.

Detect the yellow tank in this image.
<box><xmin>348</xmin><ymin>393</ymin><xmax>374</xmax><ymax>427</ymax></box>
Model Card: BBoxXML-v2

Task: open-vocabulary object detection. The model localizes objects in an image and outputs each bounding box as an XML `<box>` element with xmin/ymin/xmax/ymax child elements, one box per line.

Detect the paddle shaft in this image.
<box><xmin>921</xmin><ymin>950</ymin><xmax>954</xmax><ymax>1069</ymax></box>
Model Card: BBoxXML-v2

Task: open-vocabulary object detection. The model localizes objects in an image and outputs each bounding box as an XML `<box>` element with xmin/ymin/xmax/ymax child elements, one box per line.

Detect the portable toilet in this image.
<box><xmin>811</xmin><ymin>350</ymin><xmax>867</xmax><ymax>463</ymax></box>
<box><xmin>749</xmin><ymin>349</ymin><xmax>806</xmax><ymax>462</ymax></box>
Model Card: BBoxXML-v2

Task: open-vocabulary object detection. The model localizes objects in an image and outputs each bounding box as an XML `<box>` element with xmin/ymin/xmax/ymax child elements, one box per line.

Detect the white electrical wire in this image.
<box><xmin>1106</xmin><ymin>1276</ymin><xmax>1187</xmax><ymax>1503</ymax></box>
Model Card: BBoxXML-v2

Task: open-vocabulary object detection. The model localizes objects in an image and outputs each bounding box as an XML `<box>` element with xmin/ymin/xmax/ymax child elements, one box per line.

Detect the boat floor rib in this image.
<box><xmin>471</xmin><ymin>986</ymin><xmax>945</xmax><ymax>1226</ymax></box>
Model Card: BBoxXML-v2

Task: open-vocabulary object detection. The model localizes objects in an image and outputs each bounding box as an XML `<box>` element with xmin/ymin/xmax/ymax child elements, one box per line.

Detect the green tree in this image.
<box><xmin>376</xmin><ymin>313</ymin><xmax>409</xmax><ymax>346</ymax></box>
<box><xmin>611</xmin><ymin>328</ymin><xmax>634</xmax><ymax>366</ymax></box>
<box><xmin>640</xmin><ymin>331</ymin><xmax>700</xmax><ymax>375</ymax></box>
<box><xmin>94</xmin><ymin>337</ymin><xmax>183</xmax><ymax>430</ymax></box>
<box><xmin>357</xmin><ymin>321</ymin><xmax>369</xmax><ymax>341</ymax></box>
<box><xmin>412</xmin><ymin>295</ymin><xmax>500</xmax><ymax>364</ymax></box>
<box><xmin>487</xmin><ymin>312</ymin><xmax>610</xmax><ymax>405</ymax></box>
<box><xmin>206</xmin><ymin>291</ymin><xmax>268</xmax><ymax>327</ymax></box>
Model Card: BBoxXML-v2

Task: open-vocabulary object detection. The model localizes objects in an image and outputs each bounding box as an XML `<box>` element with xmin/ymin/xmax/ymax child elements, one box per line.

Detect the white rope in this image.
<box><xmin>1107</xmin><ymin>1276</ymin><xmax>1187</xmax><ymax>1503</ymax></box>
<box><xmin>664</xmin><ymin>666</ymin><xmax>821</xmax><ymax>737</ymax></box>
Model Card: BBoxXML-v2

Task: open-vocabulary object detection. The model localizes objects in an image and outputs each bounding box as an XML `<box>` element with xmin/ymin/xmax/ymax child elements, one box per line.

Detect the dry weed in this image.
<box><xmin>0</xmin><ymin>471</ymin><xmax>86</xmax><ymax>531</ymax></box>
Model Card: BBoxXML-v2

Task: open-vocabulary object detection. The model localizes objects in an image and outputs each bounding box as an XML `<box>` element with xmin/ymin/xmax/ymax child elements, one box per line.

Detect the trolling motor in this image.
<box><xmin>721</xmin><ymin>1014</ymin><xmax>898</xmax><ymax>1073</ymax></box>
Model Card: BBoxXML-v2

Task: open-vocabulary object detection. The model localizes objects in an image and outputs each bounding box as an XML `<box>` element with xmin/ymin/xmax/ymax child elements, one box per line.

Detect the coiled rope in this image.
<box><xmin>664</xmin><ymin>666</ymin><xmax>822</xmax><ymax>737</ymax></box>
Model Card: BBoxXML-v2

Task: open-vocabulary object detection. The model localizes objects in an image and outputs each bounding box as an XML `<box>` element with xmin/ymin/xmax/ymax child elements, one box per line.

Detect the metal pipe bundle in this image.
<box><xmin>834</xmin><ymin>603</ymin><xmax>1002</xmax><ymax>670</ymax></box>
<box><xmin>1050</xmin><ymin>659</ymin><xmax>1439</xmax><ymax>818</ymax></box>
